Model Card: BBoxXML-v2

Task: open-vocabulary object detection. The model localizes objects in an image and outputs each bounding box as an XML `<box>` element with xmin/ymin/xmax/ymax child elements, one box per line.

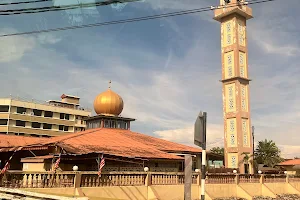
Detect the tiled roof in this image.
<box><xmin>28</xmin><ymin>128</ymin><xmax>201</xmax><ymax>160</ymax></box>
<box><xmin>278</xmin><ymin>159</ymin><xmax>300</xmax><ymax>166</ymax></box>
<box><xmin>0</xmin><ymin>128</ymin><xmax>202</xmax><ymax>160</ymax></box>
<box><xmin>0</xmin><ymin>134</ymin><xmax>46</xmax><ymax>151</ymax></box>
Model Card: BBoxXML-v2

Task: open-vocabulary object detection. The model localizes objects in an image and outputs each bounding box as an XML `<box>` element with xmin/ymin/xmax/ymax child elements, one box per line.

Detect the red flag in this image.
<box><xmin>53</xmin><ymin>154</ymin><xmax>61</xmax><ymax>171</ymax></box>
<box><xmin>0</xmin><ymin>150</ymin><xmax>16</xmax><ymax>175</ymax></box>
<box><xmin>97</xmin><ymin>155</ymin><xmax>105</xmax><ymax>177</ymax></box>
<box><xmin>0</xmin><ymin>162</ymin><xmax>10</xmax><ymax>175</ymax></box>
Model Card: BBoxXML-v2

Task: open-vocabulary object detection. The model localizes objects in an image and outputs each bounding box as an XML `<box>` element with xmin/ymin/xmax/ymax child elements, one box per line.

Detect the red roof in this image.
<box><xmin>0</xmin><ymin>134</ymin><xmax>46</xmax><ymax>151</ymax></box>
<box><xmin>25</xmin><ymin>128</ymin><xmax>201</xmax><ymax>160</ymax></box>
<box><xmin>278</xmin><ymin>159</ymin><xmax>300</xmax><ymax>166</ymax></box>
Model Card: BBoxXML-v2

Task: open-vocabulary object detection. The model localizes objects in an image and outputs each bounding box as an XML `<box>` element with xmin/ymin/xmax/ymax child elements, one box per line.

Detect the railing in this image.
<box><xmin>239</xmin><ymin>174</ymin><xmax>260</xmax><ymax>183</ymax></box>
<box><xmin>264</xmin><ymin>174</ymin><xmax>287</xmax><ymax>183</ymax></box>
<box><xmin>0</xmin><ymin>171</ymin><xmax>295</xmax><ymax>189</ymax></box>
<box><xmin>206</xmin><ymin>174</ymin><xmax>236</xmax><ymax>184</ymax></box>
<box><xmin>6</xmin><ymin>96</ymin><xmax>91</xmax><ymax>112</ymax></box>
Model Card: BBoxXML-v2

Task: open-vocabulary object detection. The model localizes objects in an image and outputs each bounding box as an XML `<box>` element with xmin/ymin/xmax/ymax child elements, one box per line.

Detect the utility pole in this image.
<box><xmin>194</xmin><ymin>111</ymin><xmax>207</xmax><ymax>200</ymax></box>
<box><xmin>252</xmin><ymin>125</ymin><xmax>255</xmax><ymax>173</ymax></box>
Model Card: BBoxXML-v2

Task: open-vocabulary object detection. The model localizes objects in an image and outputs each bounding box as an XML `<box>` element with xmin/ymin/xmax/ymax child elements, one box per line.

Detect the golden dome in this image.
<box><xmin>93</xmin><ymin>83</ymin><xmax>124</xmax><ymax>116</ymax></box>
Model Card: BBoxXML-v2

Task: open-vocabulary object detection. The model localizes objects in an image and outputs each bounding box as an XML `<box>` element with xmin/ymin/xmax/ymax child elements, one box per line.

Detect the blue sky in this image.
<box><xmin>0</xmin><ymin>0</ymin><xmax>299</xmax><ymax>158</ymax></box>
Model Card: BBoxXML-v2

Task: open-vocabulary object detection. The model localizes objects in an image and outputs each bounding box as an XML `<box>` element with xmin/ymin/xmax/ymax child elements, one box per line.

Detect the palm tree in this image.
<box><xmin>210</xmin><ymin>147</ymin><xmax>224</xmax><ymax>156</ymax></box>
<box><xmin>255</xmin><ymin>139</ymin><xmax>284</xmax><ymax>168</ymax></box>
<box><xmin>239</xmin><ymin>152</ymin><xmax>257</xmax><ymax>173</ymax></box>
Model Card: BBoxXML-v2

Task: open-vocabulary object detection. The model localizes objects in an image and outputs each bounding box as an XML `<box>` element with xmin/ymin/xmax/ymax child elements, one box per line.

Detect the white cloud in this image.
<box><xmin>154</xmin><ymin>124</ymin><xmax>224</xmax><ymax>149</ymax></box>
<box><xmin>0</xmin><ymin>31</ymin><xmax>36</xmax><ymax>63</ymax></box>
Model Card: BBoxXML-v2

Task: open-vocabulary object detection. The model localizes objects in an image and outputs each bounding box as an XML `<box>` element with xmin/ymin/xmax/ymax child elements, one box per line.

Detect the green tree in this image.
<box><xmin>255</xmin><ymin>139</ymin><xmax>284</xmax><ymax>168</ymax></box>
<box><xmin>210</xmin><ymin>147</ymin><xmax>224</xmax><ymax>156</ymax></box>
<box><xmin>239</xmin><ymin>152</ymin><xmax>258</xmax><ymax>173</ymax></box>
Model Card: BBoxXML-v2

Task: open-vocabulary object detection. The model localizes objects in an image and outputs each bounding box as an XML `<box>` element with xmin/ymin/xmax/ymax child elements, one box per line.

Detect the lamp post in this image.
<box><xmin>252</xmin><ymin>126</ymin><xmax>255</xmax><ymax>174</ymax></box>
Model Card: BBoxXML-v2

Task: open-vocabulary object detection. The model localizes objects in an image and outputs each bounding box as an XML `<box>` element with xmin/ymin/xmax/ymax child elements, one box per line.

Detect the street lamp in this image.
<box><xmin>233</xmin><ymin>170</ymin><xmax>237</xmax><ymax>174</ymax></box>
<box><xmin>73</xmin><ymin>165</ymin><xmax>79</xmax><ymax>171</ymax></box>
<box><xmin>258</xmin><ymin>170</ymin><xmax>262</xmax><ymax>174</ymax></box>
<box><xmin>144</xmin><ymin>167</ymin><xmax>149</xmax><ymax>172</ymax></box>
<box><xmin>284</xmin><ymin>171</ymin><xmax>288</xmax><ymax>175</ymax></box>
<box><xmin>195</xmin><ymin>169</ymin><xmax>200</xmax><ymax>173</ymax></box>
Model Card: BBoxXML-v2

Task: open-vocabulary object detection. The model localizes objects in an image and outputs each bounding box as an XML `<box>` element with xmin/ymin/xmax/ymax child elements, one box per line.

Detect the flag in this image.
<box><xmin>0</xmin><ymin>161</ymin><xmax>10</xmax><ymax>175</ymax></box>
<box><xmin>0</xmin><ymin>150</ymin><xmax>16</xmax><ymax>175</ymax></box>
<box><xmin>53</xmin><ymin>154</ymin><xmax>61</xmax><ymax>171</ymax></box>
<box><xmin>97</xmin><ymin>154</ymin><xmax>105</xmax><ymax>177</ymax></box>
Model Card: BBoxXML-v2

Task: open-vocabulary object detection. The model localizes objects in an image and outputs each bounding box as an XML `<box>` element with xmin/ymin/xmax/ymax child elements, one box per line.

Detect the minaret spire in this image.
<box><xmin>108</xmin><ymin>80</ymin><xmax>112</xmax><ymax>89</ymax></box>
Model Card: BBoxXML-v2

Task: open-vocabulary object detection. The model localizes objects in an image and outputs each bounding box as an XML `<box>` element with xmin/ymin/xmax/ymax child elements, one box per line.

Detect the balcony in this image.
<box><xmin>10</xmin><ymin>113</ymin><xmax>74</xmax><ymax>126</ymax></box>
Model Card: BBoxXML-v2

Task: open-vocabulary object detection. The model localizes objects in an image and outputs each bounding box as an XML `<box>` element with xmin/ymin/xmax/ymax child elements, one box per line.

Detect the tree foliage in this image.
<box><xmin>255</xmin><ymin>139</ymin><xmax>284</xmax><ymax>168</ymax></box>
<box><xmin>210</xmin><ymin>147</ymin><xmax>224</xmax><ymax>156</ymax></box>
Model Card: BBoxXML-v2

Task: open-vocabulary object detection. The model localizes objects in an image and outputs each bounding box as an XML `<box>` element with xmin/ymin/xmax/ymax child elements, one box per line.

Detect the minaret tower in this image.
<box><xmin>214</xmin><ymin>0</ymin><xmax>253</xmax><ymax>173</ymax></box>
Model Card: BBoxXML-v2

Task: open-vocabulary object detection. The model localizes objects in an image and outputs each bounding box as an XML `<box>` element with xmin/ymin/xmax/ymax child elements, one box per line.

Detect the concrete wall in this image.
<box><xmin>22</xmin><ymin>182</ymin><xmax>300</xmax><ymax>200</ymax></box>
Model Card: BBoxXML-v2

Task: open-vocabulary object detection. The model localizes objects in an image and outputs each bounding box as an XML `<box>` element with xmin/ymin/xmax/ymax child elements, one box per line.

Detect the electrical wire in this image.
<box><xmin>0</xmin><ymin>0</ymin><xmax>50</xmax><ymax>6</ymax></box>
<box><xmin>0</xmin><ymin>0</ymin><xmax>277</xmax><ymax>37</ymax></box>
<box><xmin>0</xmin><ymin>0</ymin><xmax>141</xmax><ymax>14</ymax></box>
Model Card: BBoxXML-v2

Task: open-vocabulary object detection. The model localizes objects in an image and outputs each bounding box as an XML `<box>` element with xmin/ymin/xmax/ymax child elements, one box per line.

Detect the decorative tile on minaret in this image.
<box><xmin>214</xmin><ymin>0</ymin><xmax>253</xmax><ymax>174</ymax></box>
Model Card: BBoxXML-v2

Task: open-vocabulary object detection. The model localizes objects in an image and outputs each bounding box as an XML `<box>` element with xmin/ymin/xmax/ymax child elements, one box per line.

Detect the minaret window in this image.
<box><xmin>230</xmin><ymin>134</ymin><xmax>235</xmax><ymax>146</ymax></box>
<box><xmin>241</xmin><ymin>99</ymin><xmax>246</xmax><ymax>110</ymax></box>
<box><xmin>231</xmin><ymin>156</ymin><xmax>237</xmax><ymax>168</ymax></box>
<box><xmin>242</xmin><ymin>119</ymin><xmax>249</xmax><ymax>146</ymax></box>
<box><xmin>228</xmin><ymin>66</ymin><xmax>233</xmax><ymax>77</ymax></box>
<box><xmin>226</xmin><ymin>22</ymin><xmax>231</xmax><ymax>32</ymax></box>
<box><xmin>227</xmin><ymin>34</ymin><xmax>232</xmax><ymax>45</ymax></box>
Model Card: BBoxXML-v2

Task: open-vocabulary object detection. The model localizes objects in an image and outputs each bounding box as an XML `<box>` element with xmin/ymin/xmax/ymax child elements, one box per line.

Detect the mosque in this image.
<box><xmin>0</xmin><ymin>85</ymin><xmax>223</xmax><ymax>172</ymax></box>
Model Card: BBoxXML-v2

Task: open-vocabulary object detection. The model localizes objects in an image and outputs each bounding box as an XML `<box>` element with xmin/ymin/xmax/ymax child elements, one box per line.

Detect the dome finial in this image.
<box><xmin>108</xmin><ymin>80</ymin><xmax>112</xmax><ymax>89</ymax></box>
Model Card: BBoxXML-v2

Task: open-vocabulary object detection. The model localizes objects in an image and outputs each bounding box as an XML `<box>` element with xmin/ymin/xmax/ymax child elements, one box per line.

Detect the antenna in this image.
<box><xmin>108</xmin><ymin>80</ymin><xmax>112</xmax><ymax>89</ymax></box>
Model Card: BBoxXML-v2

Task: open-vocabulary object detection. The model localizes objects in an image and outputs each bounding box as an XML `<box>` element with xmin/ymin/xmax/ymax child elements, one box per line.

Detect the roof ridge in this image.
<box><xmin>128</xmin><ymin>130</ymin><xmax>201</xmax><ymax>150</ymax></box>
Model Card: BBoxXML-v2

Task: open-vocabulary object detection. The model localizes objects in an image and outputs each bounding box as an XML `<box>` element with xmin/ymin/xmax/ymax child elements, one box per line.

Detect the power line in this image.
<box><xmin>0</xmin><ymin>0</ymin><xmax>141</xmax><ymax>15</ymax></box>
<box><xmin>0</xmin><ymin>0</ymin><xmax>50</xmax><ymax>6</ymax></box>
<box><xmin>0</xmin><ymin>0</ymin><xmax>276</xmax><ymax>38</ymax></box>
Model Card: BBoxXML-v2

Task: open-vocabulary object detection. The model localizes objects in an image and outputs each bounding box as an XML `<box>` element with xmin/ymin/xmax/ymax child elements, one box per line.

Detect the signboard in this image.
<box><xmin>194</xmin><ymin>111</ymin><xmax>207</xmax><ymax>148</ymax></box>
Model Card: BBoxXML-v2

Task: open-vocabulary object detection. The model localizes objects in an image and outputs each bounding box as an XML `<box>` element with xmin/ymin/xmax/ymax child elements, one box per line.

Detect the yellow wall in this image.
<box><xmin>206</xmin><ymin>184</ymin><xmax>237</xmax><ymax>199</ymax></box>
<box><xmin>23</xmin><ymin>163</ymin><xmax>45</xmax><ymax>172</ymax></box>
<box><xmin>239</xmin><ymin>183</ymin><xmax>262</xmax><ymax>196</ymax></box>
<box><xmin>265</xmin><ymin>183</ymin><xmax>287</xmax><ymax>195</ymax></box>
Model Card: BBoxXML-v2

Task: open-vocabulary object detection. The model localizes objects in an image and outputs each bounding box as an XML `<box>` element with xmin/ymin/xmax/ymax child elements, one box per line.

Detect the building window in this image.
<box><xmin>242</xmin><ymin>99</ymin><xmax>246</xmax><ymax>110</ymax></box>
<box><xmin>0</xmin><ymin>106</ymin><xmax>9</xmax><ymax>112</ymax></box>
<box><xmin>60</xmin><ymin>113</ymin><xmax>71</xmax><ymax>120</ymax></box>
<box><xmin>0</xmin><ymin>119</ymin><xmax>8</xmax><ymax>125</ymax></box>
<box><xmin>32</xmin><ymin>122</ymin><xmax>41</xmax><ymax>129</ymax></box>
<box><xmin>19</xmin><ymin>133</ymin><xmax>25</xmax><ymax>136</ymax></box>
<box><xmin>59</xmin><ymin>125</ymin><xmax>64</xmax><ymax>131</ymax></box>
<box><xmin>16</xmin><ymin>107</ymin><xmax>26</xmax><ymax>114</ymax></box>
<box><xmin>33</xmin><ymin>109</ymin><xmax>42</xmax><ymax>116</ymax></box>
<box><xmin>16</xmin><ymin>120</ymin><xmax>26</xmax><ymax>127</ymax></box>
<box><xmin>65</xmin><ymin>114</ymin><xmax>70</xmax><ymax>120</ymax></box>
<box><xmin>43</xmin><ymin>123</ymin><xmax>52</xmax><ymax>129</ymax></box>
<box><xmin>241</xmin><ymin>86</ymin><xmax>246</xmax><ymax>98</ymax></box>
<box><xmin>44</xmin><ymin>111</ymin><xmax>53</xmax><ymax>118</ymax></box>
<box><xmin>64</xmin><ymin>126</ymin><xmax>69</xmax><ymax>132</ymax></box>
<box><xmin>60</xmin><ymin>113</ymin><xmax>64</xmax><ymax>119</ymax></box>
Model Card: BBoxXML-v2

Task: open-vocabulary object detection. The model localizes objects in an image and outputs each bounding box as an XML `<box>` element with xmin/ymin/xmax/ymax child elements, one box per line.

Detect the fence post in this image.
<box><xmin>74</xmin><ymin>172</ymin><xmax>82</xmax><ymax>188</ymax></box>
<box><xmin>235</xmin><ymin>174</ymin><xmax>240</xmax><ymax>185</ymax></box>
<box><xmin>286</xmin><ymin>174</ymin><xmax>289</xmax><ymax>183</ymax></box>
<box><xmin>260</xmin><ymin>174</ymin><xmax>264</xmax><ymax>184</ymax></box>
<box><xmin>145</xmin><ymin>173</ymin><xmax>151</xmax><ymax>186</ymax></box>
<box><xmin>197</xmin><ymin>173</ymin><xmax>201</xmax><ymax>186</ymax></box>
